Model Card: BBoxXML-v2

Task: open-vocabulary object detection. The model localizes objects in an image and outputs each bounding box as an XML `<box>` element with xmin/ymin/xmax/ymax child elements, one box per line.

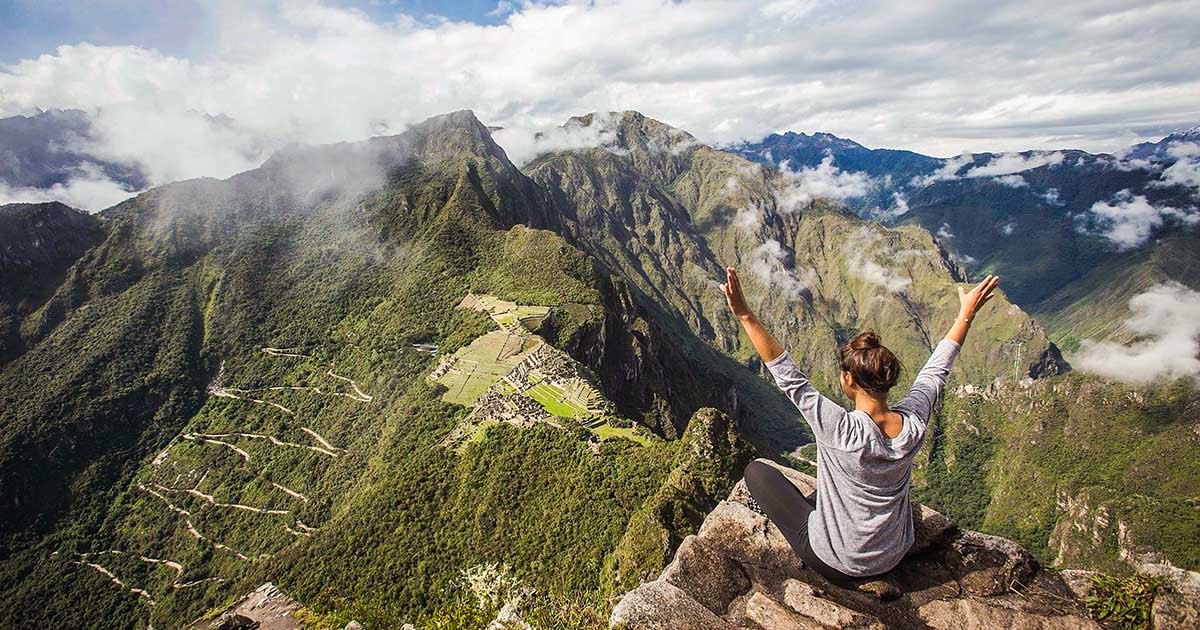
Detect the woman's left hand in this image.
<box><xmin>721</xmin><ymin>267</ymin><xmax>755</xmax><ymax>319</ymax></box>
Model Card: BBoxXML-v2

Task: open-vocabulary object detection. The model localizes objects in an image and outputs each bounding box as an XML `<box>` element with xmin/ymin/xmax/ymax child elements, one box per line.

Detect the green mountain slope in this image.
<box><xmin>0</xmin><ymin>201</ymin><xmax>105</xmax><ymax>363</ymax></box>
<box><xmin>1032</xmin><ymin>235</ymin><xmax>1200</xmax><ymax>351</ymax></box>
<box><xmin>526</xmin><ymin>112</ymin><xmax>1065</xmax><ymax>406</ymax></box>
<box><xmin>914</xmin><ymin>373</ymin><xmax>1200</xmax><ymax>575</ymax></box>
<box><xmin>0</xmin><ymin>111</ymin><xmax>776</xmax><ymax>628</ymax></box>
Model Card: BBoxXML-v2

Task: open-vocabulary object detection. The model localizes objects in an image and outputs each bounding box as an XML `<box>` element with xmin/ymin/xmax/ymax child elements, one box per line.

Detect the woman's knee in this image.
<box><xmin>743</xmin><ymin>458</ymin><xmax>776</xmax><ymax>494</ymax></box>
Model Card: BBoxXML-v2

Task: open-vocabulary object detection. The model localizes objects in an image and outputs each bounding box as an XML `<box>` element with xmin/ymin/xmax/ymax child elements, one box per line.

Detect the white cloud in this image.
<box><xmin>492</xmin><ymin>112</ymin><xmax>628</xmax><ymax>166</ymax></box>
<box><xmin>1</xmin><ymin>0</ymin><xmax>1195</xmax><ymax>191</ymax></box>
<box><xmin>1155</xmin><ymin>142</ymin><xmax>1200</xmax><ymax>194</ymax></box>
<box><xmin>965</xmin><ymin>151</ymin><xmax>1064</xmax><ymax>178</ymax></box>
<box><xmin>0</xmin><ymin>163</ymin><xmax>140</xmax><ymax>211</ymax></box>
<box><xmin>911</xmin><ymin>153</ymin><xmax>972</xmax><ymax>187</ymax></box>
<box><xmin>1075</xmin><ymin>282</ymin><xmax>1200</xmax><ymax>383</ymax></box>
<box><xmin>994</xmin><ymin>174</ymin><xmax>1029</xmax><ymax>188</ymax></box>
<box><xmin>774</xmin><ymin>156</ymin><xmax>874</xmax><ymax>213</ymax></box>
<box><xmin>1041</xmin><ymin>187</ymin><xmax>1062</xmax><ymax>205</ymax></box>
<box><xmin>914</xmin><ymin>151</ymin><xmax>1066</xmax><ymax>188</ymax></box>
<box><xmin>1082</xmin><ymin>189</ymin><xmax>1198</xmax><ymax>250</ymax></box>
<box><xmin>937</xmin><ymin>223</ymin><xmax>956</xmax><ymax>239</ymax></box>
<box><xmin>845</xmin><ymin>227</ymin><xmax>912</xmax><ymax>293</ymax></box>
<box><xmin>749</xmin><ymin>239</ymin><xmax>811</xmax><ymax>298</ymax></box>
<box><xmin>871</xmin><ymin>192</ymin><xmax>910</xmax><ymax>221</ymax></box>
<box><xmin>1001</xmin><ymin>221</ymin><xmax>1016</xmax><ymax>236</ymax></box>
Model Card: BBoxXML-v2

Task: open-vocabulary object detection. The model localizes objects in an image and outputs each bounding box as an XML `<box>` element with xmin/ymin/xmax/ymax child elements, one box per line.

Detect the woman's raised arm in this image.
<box><xmin>721</xmin><ymin>267</ymin><xmax>784</xmax><ymax>363</ymax></box>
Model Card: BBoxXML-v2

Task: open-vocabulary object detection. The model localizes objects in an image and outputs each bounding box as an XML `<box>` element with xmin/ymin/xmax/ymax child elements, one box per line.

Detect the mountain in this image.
<box><xmin>1124</xmin><ymin>126</ymin><xmax>1200</xmax><ymax>161</ymax></box>
<box><xmin>728</xmin><ymin>129</ymin><xmax>1200</xmax><ymax>321</ymax></box>
<box><xmin>0</xmin><ymin>109</ymin><xmax>1194</xmax><ymax>628</ymax></box>
<box><xmin>0</xmin><ymin>201</ymin><xmax>105</xmax><ymax>362</ymax></box>
<box><xmin>527</xmin><ymin>113</ymin><xmax>1063</xmax><ymax>403</ymax></box>
<box><xmin>726</xmin><ymin>130</ymin><xmax>941</xmax><ymax>208</ymax></box>
<box><xmin>0</xmin><ymin>109</ymin><xmax>146</xmax><ymax>190</ymax></box>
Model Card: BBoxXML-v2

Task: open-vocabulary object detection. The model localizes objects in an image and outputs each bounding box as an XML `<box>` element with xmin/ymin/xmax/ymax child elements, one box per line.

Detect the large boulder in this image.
<box><xmin>611</xmin><ymin>460</ymin><xmax>1100</xmax><ymax>629</ymax></box>
<box><xmin>1140</xmin><ymin>563</ymin><xmax>1200</xmax><ymax>630</ymax></box>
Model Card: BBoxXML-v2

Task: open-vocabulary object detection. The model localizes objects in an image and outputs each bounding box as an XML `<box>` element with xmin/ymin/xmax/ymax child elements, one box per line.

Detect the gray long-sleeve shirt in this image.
<box><xmin>766</xmin><ymin>339</ymin><xmax>960</xmax><ymax>576</ymax></box>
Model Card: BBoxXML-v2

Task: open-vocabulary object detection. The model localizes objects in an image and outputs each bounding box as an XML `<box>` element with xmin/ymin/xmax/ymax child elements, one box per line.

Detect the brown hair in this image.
<box><xmin>839</xmin><ymin>331</ymin><xmax>902</xmax><ymax>395</ymax></box>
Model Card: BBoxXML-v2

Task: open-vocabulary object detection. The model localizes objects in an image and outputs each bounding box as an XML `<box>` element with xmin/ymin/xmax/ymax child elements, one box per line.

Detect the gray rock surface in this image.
<box><xmin>1140</xmin><ymin>563</ymin><xmax>1200</xmax><ymax>630</ymax></box>
<box><xmin>188</xmin><ymin>583</ymin><xmax>302</xmax><ymax>630</ymax></box>
<box><xmin>611</xmin><ymin>460</ymin><xmax>1100</xmax><ymax>629</ymax></box>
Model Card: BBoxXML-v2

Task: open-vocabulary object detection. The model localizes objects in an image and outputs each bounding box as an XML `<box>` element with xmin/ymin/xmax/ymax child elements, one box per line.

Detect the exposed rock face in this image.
<box><xmin>611</xmin><ymin>461</ymin><xmax>1099</xmax><ymax>629</ymax></box>
<box><xmin>187</xmin><ymin>583</ymin><xmax>302</xmax><ymax>630</ymax></box>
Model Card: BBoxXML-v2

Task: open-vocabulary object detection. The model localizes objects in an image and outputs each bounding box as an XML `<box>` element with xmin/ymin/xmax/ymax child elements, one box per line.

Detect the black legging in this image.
<box><xmin>743</xmin><ymin>460</ymin><xmax>857</xmax><ymax>586</ymax></box>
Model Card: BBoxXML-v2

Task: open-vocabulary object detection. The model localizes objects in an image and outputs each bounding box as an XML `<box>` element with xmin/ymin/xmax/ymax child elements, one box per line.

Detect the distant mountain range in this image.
<box><xmin>0</xmin><ymin>109</ymin><xmax>146</xmax><ymax>191</ymax></box>
<box><xmin>728</xmin><ymin>126</ymin><xmax>1200</xmax><ymax>347</ymax></box>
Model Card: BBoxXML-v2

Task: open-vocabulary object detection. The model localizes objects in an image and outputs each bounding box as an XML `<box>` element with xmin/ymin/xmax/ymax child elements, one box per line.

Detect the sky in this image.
<box><xmin>0</xmin><ymin>0</ymin><xmax>1198</xmax><ymax>177</ymax></box>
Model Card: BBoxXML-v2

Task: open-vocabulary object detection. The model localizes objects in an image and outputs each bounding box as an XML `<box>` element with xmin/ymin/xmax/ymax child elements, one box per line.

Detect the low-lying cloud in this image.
<box><xmin>1156</xmin><ymin>142</ymin><xmax>1200</xmax><ymax>194</ymax></box>
<box><xmin>493</xmin><ymin>112</ymin><xmax>628</xmax><ymax>166</ymax></box>
<box><xmin>0</xmin><ymin>162</ymin><xmax>140</xmax><ymax>210</ymax></box>
<box><xmin>749</xmin><ymin>239</ymin><xmax>812</xmax><ymax>298</ymax></box>
<box><xmin>1081</xmin><ymin>189</ymin><xmax>1198</xmax><ymax>250</ymax></box>
<box><xmin>912</xmin><ymin>151</ymin><xmax>1064</xmax><ymax>188</ymax></box>
<box><xmin>775</xmin><ymin>156</ymin><xmax>875</xmax><ymax>213</ymax></box>
<box><xmin>845</xmin><ymin>227</ymin><xmax>912</xmax><ymax>293</ymax></box>
<box><xmin>1075</xmin><ymin>282</ymin><xmax>1200</xmax><ymax>383</ymax></box>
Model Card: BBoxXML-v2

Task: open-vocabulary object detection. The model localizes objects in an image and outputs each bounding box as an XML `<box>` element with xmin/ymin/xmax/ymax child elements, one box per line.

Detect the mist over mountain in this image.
<box><xmin>0</xmin><ymin>108</ymin><xmax>1196</xmax><ymax>628</ymax></box>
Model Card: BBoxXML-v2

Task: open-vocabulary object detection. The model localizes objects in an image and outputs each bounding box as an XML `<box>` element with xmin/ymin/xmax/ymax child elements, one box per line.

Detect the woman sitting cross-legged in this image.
<box><xmin>719</xmin><ymin>266</ymin><xmax>1000</xmax><ymax>586</ymax></box>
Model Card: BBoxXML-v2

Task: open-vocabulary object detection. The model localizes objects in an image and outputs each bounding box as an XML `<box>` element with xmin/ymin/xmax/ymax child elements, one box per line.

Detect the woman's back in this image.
<box><xmin>720</xmin><ymin>266</ymin><xmax>999</xmax><ymax>583</ymax></box>
<box><xmin>765</xmin><ymin>339</ymin><xmax>960</xmax><ymax>576</ymax></box>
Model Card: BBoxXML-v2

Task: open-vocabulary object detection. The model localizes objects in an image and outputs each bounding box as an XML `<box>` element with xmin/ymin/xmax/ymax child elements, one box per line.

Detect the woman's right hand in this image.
<box><xmin>957</xmin><ymin>274</ymin><xmax>1000</xmax><ymax>320</ymax></box>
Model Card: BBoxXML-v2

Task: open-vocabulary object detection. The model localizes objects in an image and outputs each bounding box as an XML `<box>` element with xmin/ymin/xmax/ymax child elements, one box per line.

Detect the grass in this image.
<box><xmin>525</xmin><ymin>382</ymin><xmax>588</xmax><ymax>418</ymax></box>
<box><xmin>432</xmin><ymin>330</ymin><xmax>541</xmax><ymax>405</ymax></box>
<box><xmin>591</xmin><ymin>423</ymin><xmax>652</xmax><ymax>446</ymax></box>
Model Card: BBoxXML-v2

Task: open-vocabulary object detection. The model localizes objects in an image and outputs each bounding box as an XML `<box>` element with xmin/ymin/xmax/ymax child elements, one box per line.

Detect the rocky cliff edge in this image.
<box><xmin>610</xmin><ymin>459</ymin><xmax>1180</xmax><ymax>629</ymax></box>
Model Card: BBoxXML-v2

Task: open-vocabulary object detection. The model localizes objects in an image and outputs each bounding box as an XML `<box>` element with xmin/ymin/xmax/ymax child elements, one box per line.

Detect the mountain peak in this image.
<box><xmin>564</xmin><ymin>110</ymin><xmax>698</xmax><ymax>156</ymax></box>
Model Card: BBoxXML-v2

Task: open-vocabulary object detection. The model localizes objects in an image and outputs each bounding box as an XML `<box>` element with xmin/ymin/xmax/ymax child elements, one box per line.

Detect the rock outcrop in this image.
<box><xmin>187</xmin><ymin>583</ymin><xmax>302</xmax><ymax>630</ymax></box>
<box><xmin>611</xmin><ymin>460</ymin><xmax>1100</xmax><ymax>629</ymax></box>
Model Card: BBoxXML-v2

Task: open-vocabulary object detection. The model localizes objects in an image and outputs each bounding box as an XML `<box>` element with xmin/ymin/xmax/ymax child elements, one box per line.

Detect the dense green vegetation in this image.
<box><xmin>912</xmin><ymin>373</ymin><xmax>1200</xmax><ymax>573</ymax></box>
<box><xmin>0</xmin><ymin>111</ymin><xmax>786</xmax><ymax>628</ymax></box>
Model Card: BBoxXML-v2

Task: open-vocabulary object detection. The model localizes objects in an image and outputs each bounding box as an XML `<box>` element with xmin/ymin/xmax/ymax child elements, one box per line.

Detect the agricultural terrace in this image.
<box><xmin>433</xmin><ymin>294</ymin><xmax>652</xmax><ymax>448</ymax></box>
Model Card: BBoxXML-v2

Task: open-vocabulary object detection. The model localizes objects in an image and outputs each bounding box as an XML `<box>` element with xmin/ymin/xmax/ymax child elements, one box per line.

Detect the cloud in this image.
<box><xmin>1080</xmin><ymin>189</ymin><xmax>1198</xmax><ymax>250</ymax></box>
<box><xmin>1155</xmin><ymin>142</ymin><xmax>1200</xmax><ymax>194</ymax></box>
<box><xmin>1</xmin><ymin>0</ymin><xmax>1194</xmax><ymax>191</ymax></box>
<box><xmin>0</xmin><ymin>162</ymin><xmax>139</xmax><ymax>211</ymax></box>
<box><xmin>749</xmin><ymin>239</ymin><xmax>811</xmax><ymax>298</ymax></box>
<box><xmin>845</xmin><ymin>227</ymin><xmax>911</xmax><ymax>293</ymax></box>
<box><xmin>911</xmin><ymin>153</ymin><xmax>972</xmax><ymax>187</ymax></box>
<box><xmin>492</xmin><ymin>112</ymin><xmax>630</xmax><ymax>166</ymax></box>
<box><xmin>913</xmin><ymin>151</ymin><xmax>1065</xmax><ymax>188</ymax></box>
<box><xmin>1074</xmin><ymin>282</ymin><xmax>1200</xmax><ymax>383</ymax></box>
<box><xmin>994</xmin><ymin>174</ymin><xmax>1028</xmax><ymax>188</ymax></box>
<box><xmin>774</xmin><ymin>156</ymin><xmax>874</xmax><ymax>213</ymax></box>
<box><xmin>1041</xmin><ymin>187</ymin><xmax>1062</xmax><ymax>205</ymax></box>
<box><xmin>937</xmin><ymin>223</ymin><xmax>956</xmax><ymax>239</ymax></box>
<box><xmin>1001</xmin><ymin>221</ymin><xmax>1016</xmax><ymax>236</ymax></box>
<box><xmin>965</xmin><ymin>151</ymin><xmax>1064</xmax><ymax>177</ymax></box>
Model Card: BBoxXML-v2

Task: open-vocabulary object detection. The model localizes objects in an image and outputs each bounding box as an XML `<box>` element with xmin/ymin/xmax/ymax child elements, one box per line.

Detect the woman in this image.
<box><xmin>719</xmin><ymin>267</ymin><xmax>1000</xmax><ymax>586</ymax></box>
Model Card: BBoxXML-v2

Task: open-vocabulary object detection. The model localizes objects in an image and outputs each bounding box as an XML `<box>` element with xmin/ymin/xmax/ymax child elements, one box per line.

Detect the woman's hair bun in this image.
<box><xmin>839</xmin><ymin>330</ymin><xmax>901</xmax><ymax>394</ymax></box>
<box><xmin>849</xmin><ymin>331</ymin><xmax>882</xmax><ymax>350</ymax></box>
